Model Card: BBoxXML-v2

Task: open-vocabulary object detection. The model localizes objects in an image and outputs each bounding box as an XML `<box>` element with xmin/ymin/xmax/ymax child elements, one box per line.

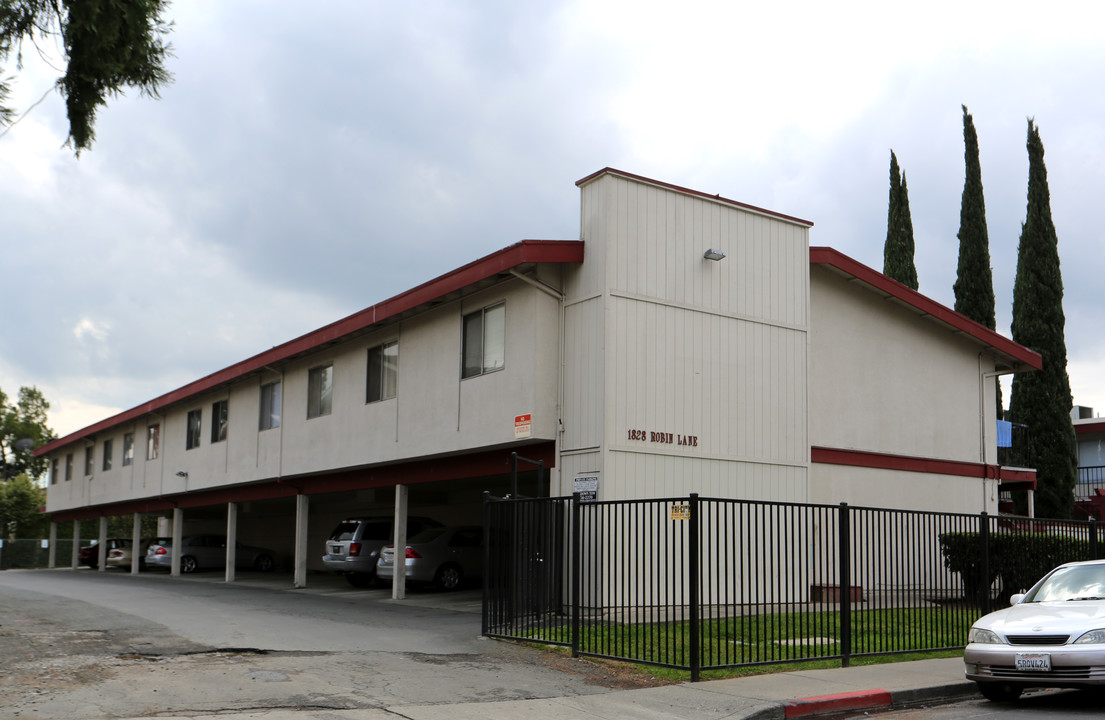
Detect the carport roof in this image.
<box><xmin>36</xmin><ymin>240</ymin><xmax>584</xmax><ymax>456</ymax></box>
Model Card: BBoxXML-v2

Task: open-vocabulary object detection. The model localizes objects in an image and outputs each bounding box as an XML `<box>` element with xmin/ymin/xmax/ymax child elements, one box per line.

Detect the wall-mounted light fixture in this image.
<box><xmin>175</xmin><ymin>471</ymin><xmax>188</xmax><ymax>478</ymax></box>
<box><xmin>703</xmin><ymin>249</ymin><xmax>726</xmax><ymax>261</ymax></box>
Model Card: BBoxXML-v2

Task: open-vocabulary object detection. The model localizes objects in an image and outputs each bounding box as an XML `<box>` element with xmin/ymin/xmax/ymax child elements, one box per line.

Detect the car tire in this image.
<box><xmin>253</xmin><ymin>554</ymin><xmax>275</xmax><ymax>572</ymax></box>
<box><xmin>346</xmin><ymin>572</ymin><xmax>375</xmax><ymax>588</ymax></box>
<box><xmin>978</xmin><ymin>683</ymin><xmax>1022</xmax><ymax>702</ymax></box>
<box><xmin>180</xmin><ymin>555</ymin><xmax>198</xmax><ymax>574</ymax></box>
<box><xmin>434</xmin><ymin>564</ymin><xmax>464</xmax><ymax>591</ymax></box>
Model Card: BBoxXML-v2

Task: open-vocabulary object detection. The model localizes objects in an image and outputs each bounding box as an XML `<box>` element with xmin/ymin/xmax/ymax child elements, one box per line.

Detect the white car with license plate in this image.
<box><xmin>964</xmin><ymin>559</ymin><xmax>1105</xmax><ymax>702</ymax></box>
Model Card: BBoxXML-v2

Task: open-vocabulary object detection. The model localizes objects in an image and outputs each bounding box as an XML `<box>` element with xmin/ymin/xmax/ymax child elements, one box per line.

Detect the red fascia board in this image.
<box><xmin>812</xmin><ymin>446</ymin><xmax>1037</xmax><ymax>489</ymax></box>
<box><xmin>576</xmin><ymin>168</ymin><xmax>814</xmax><ymax>228</ymax></box>
<box><xmin>810</xmin><ymin>247</ymin><xmax>1042</xmax><ymax>370</ymax></box>
<box><xmin>37</xmin><ymin>241</ymin><xmax>583</xmax><ymax>456</ymax></box>
<box><xmin>1075</xmin><ymin>420</ymin><xmax>1105</xmax><ymax>435</ymax></box>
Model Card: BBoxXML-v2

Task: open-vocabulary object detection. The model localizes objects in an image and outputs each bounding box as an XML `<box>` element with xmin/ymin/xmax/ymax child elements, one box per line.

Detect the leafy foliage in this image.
<box><xmin>939</xmin><ymin>530</ymin><xmax>1092</xmax><ymax>605</ymax></box>
<box><xmin>0</xmin><ymin>0</ymin><xmax>173</xmax><ymax>153</ymax></box>
<box><xmin>0</xmin><ymin>473</ymin><xmax>47</xmax><ymax>538</ymax></box>
<box><xmin>883</xmin><ymin>150</ymin><xmax>919</xmax><ymax>289</ymax></box>
<box><xmin>952</xmin><ymin>105</ymin><xmax>1001</xmax><ymax>418</ymax></box>
<box><xmin>1008</xmin><ymin>120</ymin><xmax>1078</xmax><ymax>519</ymax></box>
<box><xmin>0</xmin><ymin>384</ymin><xmax>53</xmax><ymax>481</ymax></box>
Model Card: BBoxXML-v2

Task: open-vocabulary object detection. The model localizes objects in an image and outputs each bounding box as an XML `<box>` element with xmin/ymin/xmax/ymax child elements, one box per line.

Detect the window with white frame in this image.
<box><xmin>462</xmin><ymin>302</ymin><xmax>505</xmax><ymax>379</ymax></box>
<box><xmin>147</xmin><ymin>424</ymin><xmax>160</xmax><ymax>460</ymax></box>
<box><xmin>260</xmin><ymin>381</ymin><xmax>282</xmax><ymax>430</ymax></box>
<box><xmin>308</xmin><ymin>364</ymin><xmax>333</xmax><ymax>419</ymax></box>
<box><xmin>186</xmin><ymin>409</ymin><xmax>202</xmax><ymax>450</ymax></box>
<box><xmin>102</xmin><ymin>439</ymin><xmax>113</xmax><ymax>471</ymax></box>
<box><xmin>211</xmin><ymin>399</ymin><xmax>228</xmax><ymax>443</ymax></box>
<box><xmin>84</xmin><ymin>446</ymin><xmax>94</xmax><ymax>476</ymax></box>
<box><xmin>367</xmin><ymin>341</ymin><xmax>398</xmax><ymax>402</ymax></box>
<box><xmin>122</xmin><ymin>433</ymin><xmax>134</xmax><ymax>466</ymax></box>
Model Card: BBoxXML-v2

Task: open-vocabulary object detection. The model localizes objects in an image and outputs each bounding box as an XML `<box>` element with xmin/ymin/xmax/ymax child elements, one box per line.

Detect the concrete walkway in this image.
<box><xmin>116</xmin><ymin>656</ymin><xmax>976</xmax><ymax>720</ymax></box>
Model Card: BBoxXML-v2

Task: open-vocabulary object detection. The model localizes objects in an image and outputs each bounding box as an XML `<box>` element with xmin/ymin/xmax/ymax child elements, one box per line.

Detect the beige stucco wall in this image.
<box><xmin>45</xmin><ymin>277</ymin><xmax>561</xmax><ymax>513</ymax></box>
<box><xmin>560</xmin><ymin>172</ymin><xmax>810</xmax><ymax>502</ymax></box>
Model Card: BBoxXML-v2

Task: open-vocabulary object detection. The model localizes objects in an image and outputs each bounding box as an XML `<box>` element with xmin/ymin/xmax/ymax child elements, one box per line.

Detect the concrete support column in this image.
<box><xmin>392</xmin><ymin>484</ymin><xmax>408</xmax><ymax>600</ymax></box>
<box><xmin>171</xmin><ymin>508</ymin><xmax>183</xmax><ymax>576</ymax></box>
<box><xmin>1028</xmin><ymin>489</ymin><xmax>1036</xmax><ymax>519</ymax></box>
<box><xmin>71</xmin><ymin>520</ymin><xmax>80</xmax><ymax>569</ymax></box>
<box><xmin>48</xmin><ymin>522</ymin><xmax>57</xmax><ymax>569</ymax></box>
<box><xmin>131</xmin><ymin>513</ymin><xmax>143</xmax><ymax>575</ymax></box>
<box><xmin>225</xmin><ymin>502</ymin><xmax>238</xmax><ymax>583</ymax></box>
<box><xmin>294</xmin><ymin>494</ymin><xmax>308</xmax><ymax>588</ymax></box>
<box><xmin>97</xmin><ymin>517</ymin><xmax>108</xmax><ymax>572</ymax></box>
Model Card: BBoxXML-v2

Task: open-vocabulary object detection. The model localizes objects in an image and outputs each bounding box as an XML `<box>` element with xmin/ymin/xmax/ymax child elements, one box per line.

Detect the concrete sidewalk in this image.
<box><xmin>123</xmin><ymin>656</ymin><xmax>977</xmax><ymax>720</ymax></box>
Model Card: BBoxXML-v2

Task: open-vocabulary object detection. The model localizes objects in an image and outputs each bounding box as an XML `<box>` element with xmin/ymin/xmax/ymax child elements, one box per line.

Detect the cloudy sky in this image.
<box><xmin>2</xmin><ymin>1</ymin><xmax>1103</xmax><ymax>438</ymax></box>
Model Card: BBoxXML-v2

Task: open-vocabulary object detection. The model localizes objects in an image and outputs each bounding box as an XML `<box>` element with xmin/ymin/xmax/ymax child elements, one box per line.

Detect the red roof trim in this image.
<box><xmin>810</xmin><ymin>247</ymin><xmax>1042</xmax><ymax>370</ymax></box>
<box><xmin>37</xmin><ymin>241</ymin><xmax>584</xmax><ymax>456</ymax></box>
<box><xmin>1075</xmin><ymin>420</ymin><xmax>1105</xmax><ymax>435</ymax></box>
<box><xmin>812</xmin><ymin>446</ymin><xmax>1036</xmax><ymax>490</ymax></box>
<box><xmin>576</xmin><ymin>168</ymin><xmax>814</xmax><ymax>228</ymax></box>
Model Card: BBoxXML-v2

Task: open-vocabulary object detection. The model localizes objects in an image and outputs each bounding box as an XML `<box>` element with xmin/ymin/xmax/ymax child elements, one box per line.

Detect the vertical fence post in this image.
<box><xmin>1091</xmin><ymin>518</ymin><xmax>1099</xmax><ymax>561</ymax></box>
<box><xmin>482</xmin><ymin>491</ymin><xmax>491</xmax><ymax>637</ymax></box>
<box><xmin>571</xmin><ymin>492</ymin><xmax>581</xmax><ymax>658</ymax></box>
<box><xmin>689</xmin><ymin>493</ymin><xmax>701</xmax><ymax>682</ymax></box>
<box><xmin>838</xmin><ymin>503</ymin><xmax>851</xmax><ymax>668</ymax></box>
<box><xmin>979</xmin><ymin>511</ymin><xmax>991</xmax><ymax>616</ymax></box>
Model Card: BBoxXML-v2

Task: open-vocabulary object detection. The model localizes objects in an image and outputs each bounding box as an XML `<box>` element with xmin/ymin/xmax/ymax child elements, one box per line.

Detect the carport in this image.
<box><xmin>48</xmin><ymin>443</ymin><xmax>553</xmax><ymax>598</ymax></box>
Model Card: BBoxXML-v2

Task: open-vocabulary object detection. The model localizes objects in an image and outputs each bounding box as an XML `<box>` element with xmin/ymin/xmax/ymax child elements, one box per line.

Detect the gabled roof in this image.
<box><xmin>810</xmin><ymin>246</ymin><xmax>1042</xmax><ymax>373</ymax></box>
<box><xmin>36</xmin><ymin>239</ymin><xmax>584</xmax><ymax>456</ymax></box>
<box><xmin>576</xmin><ymin>167</ymin><xmax>815</xmax><ymax>228</ymax></box>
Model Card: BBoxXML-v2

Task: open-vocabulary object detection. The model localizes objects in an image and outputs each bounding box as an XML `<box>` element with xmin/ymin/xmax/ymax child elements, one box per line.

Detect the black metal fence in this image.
<box><xmin>482</xmin><ymin>493</ymin><xmax>1101</xmax><ymax>680</ymax></box>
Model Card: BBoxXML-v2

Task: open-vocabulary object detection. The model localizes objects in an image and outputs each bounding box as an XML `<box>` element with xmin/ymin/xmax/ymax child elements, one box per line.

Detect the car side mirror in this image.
<box><xmin>1009</xmin><ymin>593</ymin><xmax>1025</xmax><ymax>606</ymax></box>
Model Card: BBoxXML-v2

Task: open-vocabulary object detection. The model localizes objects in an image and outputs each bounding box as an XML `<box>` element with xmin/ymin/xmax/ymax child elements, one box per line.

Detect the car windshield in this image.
<box><xmin>1025</xmin><ymin>565</ymin><xmax>1105</xmax><ymax>602</ymax></box>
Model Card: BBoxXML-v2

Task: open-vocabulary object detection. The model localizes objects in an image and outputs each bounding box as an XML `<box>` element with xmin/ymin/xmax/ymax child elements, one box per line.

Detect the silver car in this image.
<box><xmin>964</xmin><ymin>558</ymin><xmax>1105</xmax><ymax>701</ymax></box>
<box><xmin>377</xmin><ymin>525</ymin><xmax>483</xmax><ymax>591</ymax></box>
<box><xmin>322</xmin><ymin>516</ymin><xmax>442</xmax><ymax>587</ymax></box>
<box><xmin>145</xmin><ymin>534</ymin><xmax>277</xmax><ymax>574</ymax></box>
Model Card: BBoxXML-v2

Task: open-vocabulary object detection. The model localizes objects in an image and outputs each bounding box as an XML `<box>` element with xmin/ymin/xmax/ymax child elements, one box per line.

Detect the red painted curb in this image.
<box><xmin>784</xmin><ymin>689</ymin><xmax>894</xmax><ymax>718</ymax></box>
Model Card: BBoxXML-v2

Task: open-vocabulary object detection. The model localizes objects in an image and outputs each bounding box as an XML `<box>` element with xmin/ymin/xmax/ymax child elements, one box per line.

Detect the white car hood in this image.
<box><xmin>980</xmin><ymin>601</ymin><xmax>1105</xmax><ymax>636</ymax></box>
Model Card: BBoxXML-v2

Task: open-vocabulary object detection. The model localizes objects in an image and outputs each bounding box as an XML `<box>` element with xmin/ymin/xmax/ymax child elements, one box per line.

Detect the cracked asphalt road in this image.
<box><xmin>0</xmin><ymin>569</ymin><xmax>668</xmax><ymax>719</ymax></box>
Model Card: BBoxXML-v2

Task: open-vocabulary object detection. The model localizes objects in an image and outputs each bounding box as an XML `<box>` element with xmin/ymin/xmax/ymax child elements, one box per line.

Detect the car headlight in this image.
<box><xmin>1073</xmin><ymin>629</ymin><xmax>1105</xmax><ymax>644</ymax></box>
<box><xmin>968</xmin><ymin>627</ymin><xmax>1004</xmax><ymax>644</ymax></box>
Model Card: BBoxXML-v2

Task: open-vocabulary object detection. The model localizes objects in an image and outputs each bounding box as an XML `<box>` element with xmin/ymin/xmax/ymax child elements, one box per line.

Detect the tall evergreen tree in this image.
<box><xmin>883</xmin><ymin>151</ymin><xmax>919</xmax><ymax>289</ymax></box>
<box><xmin>953</xmin><ymin>105</ymin><xmax>1002</xmax><ymax>418</ymax></box>
<box><xmin>1008</xmin><ymin>119</ymin><xmax>1078</xmax><ymax>519</ymax></box>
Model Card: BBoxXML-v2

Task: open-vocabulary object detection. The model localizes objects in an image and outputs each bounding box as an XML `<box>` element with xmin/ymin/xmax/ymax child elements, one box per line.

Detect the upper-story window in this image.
<box><xmin>308</xmin><ymin>364</ymin><xmax>333</xmax><ymax>419</ymax></box>
<box><xmin>211</xmin><ymin>400</ymin><xmax>229</xmax><ymax>443</ymax></box>
<box><xmin>102</xmin><ymin>439</ymin><xmax>113</xmax><ymax>471</ymax></box>
<box><xmin>50</xmin><ymin>458</ymin><xmax>59</xmax><ymax>485</ymax></box>
<box><xmin>65</xmin><ymin>453</ymin><xmax>73</xmax><ymax>481</ymax></box>
<box><xmin>260</xmin><ymin>381</ymin><xmax>282</xmax><ymax>430</ymax></box>
<box><xmin>462</xmin><ymin>302</ymin><xmax>505</xmax><ymax>379</ymax></box>
<box><xmin>186</xmin><ymin>409</ymin><xmax>202</xmax><ymax>450</ymax></box>
<box><xmin>147</xmin><ymin>424</ymin><xmax>160</xmax><ymax>460</ymax></box>
<box><xmin>367</xmin><ymin>341</ymin><xmax>398</xmax><ymax>402</ymax></box>
<box><xmin>84</xmin><ymin>446</ymin><xmax>94</xmax><ymax>476</ymax></box>
<box><xmin>122</xmin><ymin>432</ymin><xmax>134</xmax><ymax>466</ymax></box>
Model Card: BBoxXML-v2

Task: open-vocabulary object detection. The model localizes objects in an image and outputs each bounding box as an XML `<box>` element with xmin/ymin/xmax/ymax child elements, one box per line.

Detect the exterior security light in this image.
<box><xmin>703</xmin><ymin>249</ymin><xmax>726</xmax><ymax>261</ymax></box>
<box><xmin>175</xmin><ymin>471</ymin><xmax>188</xmax><ymax>478</ymax></box>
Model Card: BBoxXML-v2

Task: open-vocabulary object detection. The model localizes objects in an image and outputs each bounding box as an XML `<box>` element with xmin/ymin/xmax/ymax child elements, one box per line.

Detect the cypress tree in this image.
<box><xmin>1008</xmin><ymin>119</ymin><xmax>1078</xmax><ymax>519</ymax></box>
<box><xmin>952</xmin><ymin>106</ymin><xmax>1002</xmax><ymax>418</ymax></box>
<box><xmin>883</xmin><ymin>151</ymin><xmax>919</xmax><ymax>289</ymax></box>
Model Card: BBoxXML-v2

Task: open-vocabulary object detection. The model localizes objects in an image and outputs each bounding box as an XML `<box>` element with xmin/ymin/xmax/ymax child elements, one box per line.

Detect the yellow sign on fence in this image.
<box><xmin>670</xmin><ymin>505</ymin><xmax>690</xmax><ymax>520</ymax></box>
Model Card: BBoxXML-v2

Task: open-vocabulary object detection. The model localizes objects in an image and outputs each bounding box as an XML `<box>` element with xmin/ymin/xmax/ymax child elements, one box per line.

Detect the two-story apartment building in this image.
<box><xmin>36</xmin><ymin>168</ymin><xmax>1041</xmax><ymax>588</ymax></box>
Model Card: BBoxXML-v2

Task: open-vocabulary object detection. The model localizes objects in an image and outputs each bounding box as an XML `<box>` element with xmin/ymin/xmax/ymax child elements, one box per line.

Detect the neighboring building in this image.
<box><xmin>1073</xmin><ymin>406</ymin><xmax>1105</xmax><ymax>517</ymax></box>
<box><xmin>35</xmin><ymin>168</ymin><xmax>1042</xmax><ymax>586</ymax></box>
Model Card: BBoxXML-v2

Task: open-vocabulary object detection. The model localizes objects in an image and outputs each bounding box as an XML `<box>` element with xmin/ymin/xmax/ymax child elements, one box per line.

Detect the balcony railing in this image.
<box><xmin>997</xmin><ymin>421</ymin><xmax>1031</xmax><ymax>468</ymax></box>
<box><xmin>1077</xmin><ymin>466</ymin><xmax>1105</xmax><ymax>501</ymax></box>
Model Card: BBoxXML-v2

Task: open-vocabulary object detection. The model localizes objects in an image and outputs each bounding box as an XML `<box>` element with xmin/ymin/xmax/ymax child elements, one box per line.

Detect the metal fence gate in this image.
<box><xmin>482</xmin><ymin>493</ymin><xmax>1101</xmax><ymax>680</ymax></box>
